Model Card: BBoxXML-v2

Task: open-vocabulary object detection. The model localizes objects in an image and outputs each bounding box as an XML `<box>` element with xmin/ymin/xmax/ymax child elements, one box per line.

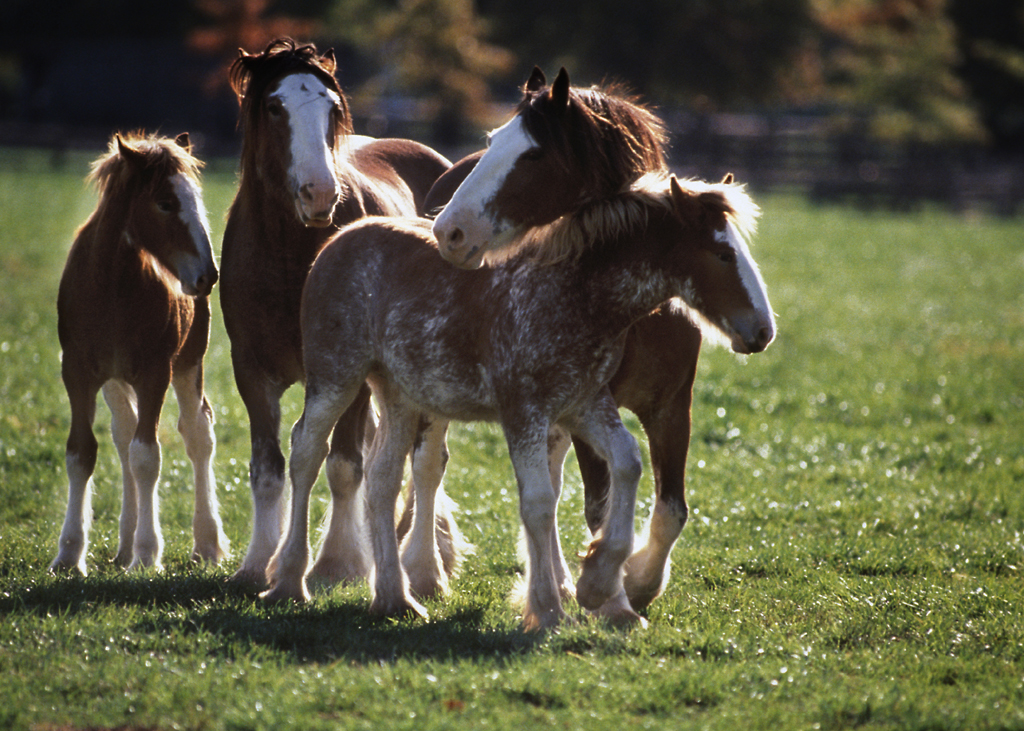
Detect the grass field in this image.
<box><xmin>1</xmin><ymin>145</ymin><xmax>1023</xmax><ymax>730</ymax></box>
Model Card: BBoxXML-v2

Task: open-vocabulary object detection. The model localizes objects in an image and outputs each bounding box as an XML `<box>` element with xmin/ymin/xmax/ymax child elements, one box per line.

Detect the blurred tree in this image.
<box><xmin>805</xmin><ymin>0</ymin><xmax>985</xmax><ymax>142</ymax></box>
<box><xmin>476</xmin><ymin>0</ymin><xmax>815</xmax><ymax>107</ymax></box>
<box><xmin>948</xmin><ymin>0</ymin><xmax>1024</xmax><ymax>150</ymax></box>
<box><xmin>328</xmin><ymin>0</ymin><xmax>513</xmax><ymax>142</ymax></box>
<box><xmin>188</xmin><ymin>0</ymin><xmax>324</xmax><ymax>96</ymax></box>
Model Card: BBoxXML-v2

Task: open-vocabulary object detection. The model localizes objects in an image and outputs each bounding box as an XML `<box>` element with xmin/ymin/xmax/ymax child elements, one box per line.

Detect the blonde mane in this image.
<box><xmin>88</xmin><ymin>131</ymin><xmax>203</xmax><ymax>196</ymax></box>
<box><xmin>481</xmin><ymin>173</ymin><xmax>760</xmax><ymax>267</ymax></box>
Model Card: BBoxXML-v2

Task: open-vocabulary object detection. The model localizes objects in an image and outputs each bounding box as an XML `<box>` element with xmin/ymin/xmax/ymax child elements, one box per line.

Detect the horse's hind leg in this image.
<box><xmin>172</xmin><ymin>364</ymin><xmax>229</xmax><ymax>564</ymax></box>
<box><xmin>308</xmin><ymin>384</ymin><xmax>374</xmax><ymax>585</ymax></box>
<box><xmin>102</xmin><ymin>380</ymin><xmax>139</xmax><ymax>567</ymax></box>
<box><xmin>51</xmin><ymin>369</ymin><xmax>101</xmax><ymax>575</ymax></box>
<box><xmin>401</xmin><ymin>416</ymin><xmax>458</xmax><ymax>599</ymax></box>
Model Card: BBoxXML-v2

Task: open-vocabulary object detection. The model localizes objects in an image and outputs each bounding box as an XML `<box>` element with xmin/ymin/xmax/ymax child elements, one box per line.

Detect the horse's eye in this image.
<box><xmin>156</xmin><ymin>200</ymin><xmax>175</xmax><ymax>214</ymax></box>
<box><xmin>717</xmin><ymin>250</ymin><xmax>736</xmax><ymax>264</ymax></box>
<box><xmin>520</xmin><ymin>147</ymin><xmax>544</xmax><ymax>162</ymax></box>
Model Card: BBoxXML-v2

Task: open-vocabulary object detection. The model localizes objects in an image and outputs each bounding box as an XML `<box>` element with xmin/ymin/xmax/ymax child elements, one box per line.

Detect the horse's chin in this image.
<box><xmin>302</xmin><ymin>215</ymin><xmax>335</xmax><ymax>228</ymax></box>
<box><xmin>295</xmin><ymin>202</ymin><xmax>336</xmax><ymax>228</ymax></box>
<box><xmin>458</xmin><ymin>246</ymin><xmax>486</xmax><ymax>269</ymax></box>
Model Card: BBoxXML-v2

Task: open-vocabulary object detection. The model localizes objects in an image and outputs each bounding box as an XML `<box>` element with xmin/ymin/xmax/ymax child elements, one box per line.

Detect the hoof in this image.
<box><xmin>622</xmin><ymin>552</ymin><xmax>669</xmax><ymax>611</ymax></box>
<box><xmin>406</xmin><ymin>572</ymin><xmax>448</xmax><ymax>601</ymax></box>
<box><xmin>592</xmin><ymin>591</ymin><xmax>648</xmax><ymax>629</ymax></box>
<box><xmin>260</xmin><ymin>582</ymin><xmax>311</xmax><ymax>604</ymax></box>
<box><xmin>127</xmin><ymin>557</ymin><xmax>163</xmax><ymax>573</ymax></box>
<box><xmin>521</xmin><ymin>606</ymin><xmax>571</xmax><ymax>633</ymax></box>
<box><xmin>230</xmin><ymin>565</ymin><xmax>270</xmax><ymax>589</ymax></box>
<box><xmin>575</xmin><ymin>572</ymin><xmax>615</xmax><ymax>611</ymax></box>
<box><xmin>308</xmin><ymin>556</ymin><xmax>370</xmax><ymax>587</ymax></box>
<box><xmin>369</xmin><ymin>593</ymin><xmax>428</xmax><ymax>620</ymax></box>
<box><xmin>191</xmin><ymin>542</ymin><xmax>229</xmax><ymax>565</ymax></box>
<box><xmin>49</xmin><ymin>559</ymin><xmax>87</xmax><ymax>577</ymax></box>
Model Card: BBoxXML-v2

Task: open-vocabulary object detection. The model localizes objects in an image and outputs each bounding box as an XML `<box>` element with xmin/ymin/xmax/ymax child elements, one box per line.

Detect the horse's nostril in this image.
<box><xmin>299</xmin><ymin>184</ymin><xmax>314</xmax><ymax>202</ymax></box>
<box><xmin>756</xmin><ymin>326</ymin><xmax>774</xmax><ymax>349</ymax></box>
<box><xmin>447</xmin><ymin>227</ymin><xmax>464</xmax><ymax>248</ymax></box>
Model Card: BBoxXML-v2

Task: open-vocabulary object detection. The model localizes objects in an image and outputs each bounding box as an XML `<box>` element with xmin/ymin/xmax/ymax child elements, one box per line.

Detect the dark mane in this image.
<box><xmin>87</xmin><ymin>131</ymin><xmax>202</xmax><ymax>212</ymax></box>
<box><xmin>229</xmin><ymin>38</ymin><xmax>353</xmax><ymax>175</ymax></box>
<box><xmin>516</xmin><ymin>80</ymin><xmax>668</xmax><ymax>202</ymax></box>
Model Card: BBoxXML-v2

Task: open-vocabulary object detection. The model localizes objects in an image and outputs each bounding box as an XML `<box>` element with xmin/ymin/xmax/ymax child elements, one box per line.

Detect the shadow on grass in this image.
<box><xmin>0</xmin><ymin>569</ymin><xmax>544</xmax><ymax>663</ymax></box>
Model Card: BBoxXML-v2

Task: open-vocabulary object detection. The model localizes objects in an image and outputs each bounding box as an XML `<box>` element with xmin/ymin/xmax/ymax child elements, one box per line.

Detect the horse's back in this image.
<box><xmin>301</xmin><ymin>216</ymin><xmax>436</xmax><ymax>376</ymax></box>
<box><xmin>351</xmin><ymin>139</ymin><xmax>451</xmax><ymax>215</ymax></box>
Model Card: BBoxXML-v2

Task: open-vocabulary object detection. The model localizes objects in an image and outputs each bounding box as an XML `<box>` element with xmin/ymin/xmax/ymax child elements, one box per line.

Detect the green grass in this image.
<box><xmin>1</xmin><ymin>145</ymin><xmax>1023</xmax><ymax>730</ymax></box>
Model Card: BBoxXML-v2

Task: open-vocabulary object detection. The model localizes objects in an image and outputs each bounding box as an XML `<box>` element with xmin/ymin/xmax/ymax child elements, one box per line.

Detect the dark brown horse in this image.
<box><xmin>271</xmin><ymin>172</ymin><xmax>773</xmax><ymax>630</ymax></box>
<box><xmin>52</xmin><ymin>132</ymin><xmax>228</xmax><ymax>575</ymax></box>
<box><xmin>219</xmin><ymin>39</ymin><xmax>453</xmax><ymax>585</ymax></box>
<box><xmin>431</xmin><ymin>68</ymin><xmax>775</xmax><ymax>612</ymax></box>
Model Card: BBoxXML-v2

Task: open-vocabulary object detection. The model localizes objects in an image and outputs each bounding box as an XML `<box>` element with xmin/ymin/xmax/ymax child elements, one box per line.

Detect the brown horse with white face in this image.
<box><xmin>427</xmin><ymin>68</ymin><xmax>770</xmax><ymax>613</ymax></box>
<box><xmin>433</xmin><ymin>68</ymin><xmax>779</xmax><ymax>612</ymax></box>
<box><xmin>52</xmin><ymin>132</ymin><xmax>228</xmax><ymax>575</ymax></box>
<box><xmin>272</xmin><ymin>172</ymin><xmax>774</xmax><ymax>630</ymax></box>
<box><xmin>219</xmin><ymin>39</ymin><xmax>454</xmax><ymax>586</ymax></box>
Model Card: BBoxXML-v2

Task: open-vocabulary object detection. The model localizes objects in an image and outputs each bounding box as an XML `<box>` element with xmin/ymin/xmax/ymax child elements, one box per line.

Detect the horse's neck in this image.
<box><xmin>237</xmin><ymin>174</ymin><xmax>335</xmax><ymax>252</ymax></box>
<box><xmin>572</xmin><ymin>211</ymin><xmax>678</xmax><ymax>326</ymax></box>
<box><xmin>81</xmin><ymin>203</ymin><xmax>140</xmax><ymax>276</ymax></box>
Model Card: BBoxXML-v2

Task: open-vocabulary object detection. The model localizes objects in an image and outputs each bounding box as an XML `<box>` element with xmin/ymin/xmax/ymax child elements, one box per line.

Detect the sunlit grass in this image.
<box><xmin>1</xmin><ymin>148</ymin><xmax>1023</xmax><ymax>730</ymax></box>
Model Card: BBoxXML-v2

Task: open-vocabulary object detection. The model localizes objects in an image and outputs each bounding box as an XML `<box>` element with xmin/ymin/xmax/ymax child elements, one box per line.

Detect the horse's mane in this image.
<box><xmin>229</xmin><ymin>38</ymin><xmax>353</xmax><ymax>173</ymax></box>
<box><xmin>517</xmin><ymin>78</ymin><xmax>669</xmax><ymax>204</ymax></box>
<box><xmin>88</xmin><ymin>131</ymin><xmax>203</xmax><ymax>204</ymax></box>
<box><xmin>485</xmin><ymin>174</ymin><xmax>760</xmax><ymax>267</ymax></box>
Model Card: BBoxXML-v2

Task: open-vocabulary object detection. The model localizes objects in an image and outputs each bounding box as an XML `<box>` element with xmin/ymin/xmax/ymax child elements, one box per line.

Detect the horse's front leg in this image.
<box><xmin>232</xmin><ymin>359</ymin><xmax>289</xmax><ymax>585</ymax></box>
<box><xmin>366</xmin><ymin>397</ymin><xmax>426</xmax><ymax>619</ymax></box>
<box><xmin>569</xmin><ymin>391</ymin><xmax>644</xmax><ymax>627</ymax></box>
<box><xmin>547</xmin><ymin>425</ymin><xmax>576</xmax><ymax>600</ymax></box>
<box><xmin>619</xmin><ymin>313</ymin><xmax>700</xmax><ymax>610</ymax></box>
<box><xmin>622</xmin><ymin>405</ymin><xmax>691</xmax><ymax>610</ymax></box>
<box><xmin>262</xmin><ymin>387</ymin><xmax>353</xmax><ymax>603</ymax></box>
<box><xmin>171</xmin><ymin>364</ymin><xmax>230</xmax><ymax>564</ymax></box>
<box><xmin>309</xmin><ymin>383</ymin><xmax>375</xmax><ymax>585</ymax></box>
<box><xmin>505</xmin><ymin>419</ymin><xmax>566</xmax><ymax>631</ymax></box>
<box><xmin>51</xmin><ymin>367</ymin><xmax>101</xmax><ymax>575</ymax></box>
<box><xmin>400</xmin><ymin>416</ymin><xmax>457</xmax><ymax>599</ymax></box>
<box><xmin>125</xmin><ymin>370</ymin><xmax>172</xmax><ymax>571</ymax></box>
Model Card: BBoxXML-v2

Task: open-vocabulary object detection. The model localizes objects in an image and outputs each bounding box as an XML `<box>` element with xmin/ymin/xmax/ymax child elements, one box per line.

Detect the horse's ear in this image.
<box><xmin>721</xmin><ymin>173</ymin><xmax>734</xmax><ymax>185</ymax></box>
<box><xmin>174</xmin><ymin>132</ymin><xmax>192</xmax><ymax>153</ymax></box>
<box><xmin>525</xmin><ymin>66</ymin><xmax>546</xmax><ymax>92</ymax></box>
<box><xmin>669</xmin><ymin>176</ymin><xmax>702</xmax><ymax>225</ymax></box>
<box><xmin>321</xmin><ymin>48</ymin><xmax>337</xmax><ymax>74</ymax></box>
<box><xmin>550</xmin><ymin>67</ymin><xmax>570</xmax><ymax>110</ymax></box>
<box><xmin>116</xmin><ymin>134</ymin><xmax>146</xmax><ymax>168</ymax></box>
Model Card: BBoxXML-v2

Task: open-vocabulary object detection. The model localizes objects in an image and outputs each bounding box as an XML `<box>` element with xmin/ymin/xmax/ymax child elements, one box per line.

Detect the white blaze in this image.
<box><xmin>169</xmin><ymin>173</ymin><xmax>215</xmax><ymax>293</ymax></box>
<box><xmin>271</xmin><ymin>73</ymin><xmax>341</xmax><ymax>210</ymax></box>
<box><xmin>433</xmin><ymin>116</ymin><xmax>537</xmax><ymax>251</ymax></box>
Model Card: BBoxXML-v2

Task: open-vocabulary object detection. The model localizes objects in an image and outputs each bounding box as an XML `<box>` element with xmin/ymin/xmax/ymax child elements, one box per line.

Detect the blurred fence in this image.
<box><xmin>667</xmin><ymin>111</ymin><xmax>1024</xmax><ymax>217</ymax></box>
<box><xmin>3</xmin><ymin>108</ymin><xmax>1022</xmax><ymax>217</ymax></box>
